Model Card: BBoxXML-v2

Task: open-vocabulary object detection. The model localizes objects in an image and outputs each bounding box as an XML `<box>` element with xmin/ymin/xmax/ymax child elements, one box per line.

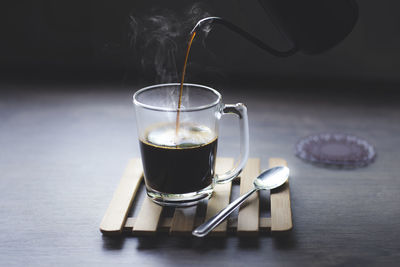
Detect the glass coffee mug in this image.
<box><xmin>133</xmin><ymin>83</ymin><xmax>249</xmax><ymax>207</ymax></box>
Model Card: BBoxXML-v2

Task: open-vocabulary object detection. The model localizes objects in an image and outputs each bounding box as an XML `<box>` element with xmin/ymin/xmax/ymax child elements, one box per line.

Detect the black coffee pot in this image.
<box><xmin>192</xmin><ymin>0</ymin><xmax>358</xmax><ymax>57</ymax></box>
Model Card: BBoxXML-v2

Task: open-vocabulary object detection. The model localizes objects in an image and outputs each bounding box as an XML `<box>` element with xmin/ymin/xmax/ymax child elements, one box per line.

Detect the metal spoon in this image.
<box><xmin>192</xmin><ymin>166</ymin><xmax>290</xmax><ymax>237</ymax></box>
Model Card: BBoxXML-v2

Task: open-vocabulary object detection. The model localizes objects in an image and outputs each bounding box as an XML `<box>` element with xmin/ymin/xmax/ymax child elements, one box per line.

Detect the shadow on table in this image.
<box><xmin>102</xmin><ymin>235</ymin><xmax>126</xmax><ymax>250</ymax></box>
<box><xmin>101</xmin><ymin>231</ymin><xmax>297</xmax><ymax>251</ymax></box>
<box><xmin>134</xmin><ymin>230</ymin><xmax>297</xmax><ymax>251</ymax></box>
<box><xmin>271</xmin><ymin>230</ymin><xmax>297</xmax><ymax>250</ymax></box>
<box><xmin>136</xmin><ymin>235</ymin><xmax>228</xmax><ymax>251</ymax></box>
<box><xmin>238</xmin><ymin>236</ymin><xmax>260</xmax><ymax>249</ymax></box>
<box><xmin>237</xmin><ymin>230</ymin><xmax>297</xmax><ymax>250</ymax></box>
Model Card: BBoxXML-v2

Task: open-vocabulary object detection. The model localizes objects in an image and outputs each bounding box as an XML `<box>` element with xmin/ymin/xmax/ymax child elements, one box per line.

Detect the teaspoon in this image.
<box><xmin>192</xmin><ymin>166</ymin><xmax>290</xmax><ymax>237</ymax></box>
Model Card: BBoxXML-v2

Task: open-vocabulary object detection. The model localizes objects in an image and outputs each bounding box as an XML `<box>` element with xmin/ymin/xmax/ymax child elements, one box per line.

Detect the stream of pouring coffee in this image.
<box><xmin>175</xmin><ymin>31</ymin><xmax>197</xmax><ymax>136</ymax></box>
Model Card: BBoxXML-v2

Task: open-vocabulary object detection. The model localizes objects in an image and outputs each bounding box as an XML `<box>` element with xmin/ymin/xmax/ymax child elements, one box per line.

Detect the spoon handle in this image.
<box><xmin>192</xmin><ymin>188</ymin><xmax>257</xmax><ymax>237</ymax></box>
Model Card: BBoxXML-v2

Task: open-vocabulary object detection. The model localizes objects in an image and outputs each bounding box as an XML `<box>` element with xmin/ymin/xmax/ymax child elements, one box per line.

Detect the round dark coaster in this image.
<box><xmin>295</xmin><ymin>133</ymin><xmax>376</xmax><ymax>167</ymax></box>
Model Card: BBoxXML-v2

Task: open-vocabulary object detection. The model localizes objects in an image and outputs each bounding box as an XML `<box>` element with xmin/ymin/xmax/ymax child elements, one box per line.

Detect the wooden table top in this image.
<box><xmin>1</xmin><ymin>81</ymin><xmax>400</xmax><ymax>266</ymax></box>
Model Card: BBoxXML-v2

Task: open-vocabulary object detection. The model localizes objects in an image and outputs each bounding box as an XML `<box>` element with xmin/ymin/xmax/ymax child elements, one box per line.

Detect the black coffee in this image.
<box><xmin>139</xmin><ymin>123</ymin><xmax>217</xmax><ymax>194</ymax></box>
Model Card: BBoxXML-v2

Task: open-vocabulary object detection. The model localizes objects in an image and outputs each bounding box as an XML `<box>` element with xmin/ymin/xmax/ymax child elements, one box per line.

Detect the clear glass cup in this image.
<box><xmin>133</xmin><ymin>83</ymin><xmax>249</xmax><ymax>207</ymax></box>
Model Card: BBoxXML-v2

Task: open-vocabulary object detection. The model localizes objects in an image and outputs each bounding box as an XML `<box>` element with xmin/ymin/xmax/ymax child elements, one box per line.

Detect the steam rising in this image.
<box><xmin>129</xmin><ymin>3</ymin><xmax>212</xmax><ymax>83</ymax></box>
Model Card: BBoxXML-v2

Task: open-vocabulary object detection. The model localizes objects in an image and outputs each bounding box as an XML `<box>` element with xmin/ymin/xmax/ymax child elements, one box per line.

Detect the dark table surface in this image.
<box><xmin>1</xmin><ymin>81</ymin><xmax>400</xmax><ymax>266</ymax></box>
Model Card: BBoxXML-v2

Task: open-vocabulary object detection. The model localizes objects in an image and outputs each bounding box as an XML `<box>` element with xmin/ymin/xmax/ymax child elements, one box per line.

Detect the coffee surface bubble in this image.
<box><xmin>146</xmin><ymin>123</ymin><xmax>215</xmax><ymax>148</ymax></box>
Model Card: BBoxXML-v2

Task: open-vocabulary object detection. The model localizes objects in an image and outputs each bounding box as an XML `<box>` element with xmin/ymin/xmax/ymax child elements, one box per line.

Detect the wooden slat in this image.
<box><xmin>132</xmin><ymin>196</ymin><xmax>163</xmax><ymax>235</ymax></box>
<box><xmin>170</xmin><ymin>206</ymin><xmax>197</xmax><ymax>235</ymax></box>
<box><xmin>104</xmin><ymin>157</ymin><xmax>292</xmax><ymax>236</ymax></box>
<box><xmin>260</xmin><ymin>217</ymin><xmax>272</xmax><ymax>231</ymax></box>
<box><xmin>269</xmin><ymin>158</ymin><xmax>293</xmax><ymax>231</ymax></box>
<box><xmin>229</xmin><ymin>217</ymin><xmax>270</xmax><ymax>232</ymax></box>
<box><xmin>124</xmin><ymin>217</ymin><xmax>136</xmax><ymax>229</ymax></box>
<box><xmin>100</xmin><ymin>159</ymin><xmax>143</xmax><ymax>235</ymax></box>
<box><xmin>237</xmin><ymin>158</ymin><xmax>261</xmax><ymax>236</ymax></box>
<box><xmin>126</xmin><ymin>217</ymin><xmax>172</xmax><ymax>232</ymax></box>
<box><xmin>204</xmin><ymin>158</ymin><xmax>234</xmax><ymax>236</ymax></box>
<box><xmin>126</xmin><ymin>217</ymin><xmax>271</xmax><ymax>233</ymax></box>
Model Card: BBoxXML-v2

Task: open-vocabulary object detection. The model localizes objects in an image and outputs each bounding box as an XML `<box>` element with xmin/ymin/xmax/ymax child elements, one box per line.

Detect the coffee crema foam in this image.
<box><xmin>145</xmin><ymin>123</ymin><xmax>216</xmax><ymax>148</ymax></box>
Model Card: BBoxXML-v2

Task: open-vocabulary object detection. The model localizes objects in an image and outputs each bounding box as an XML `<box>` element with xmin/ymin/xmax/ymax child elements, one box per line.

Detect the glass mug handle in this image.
<box><xmin>215</xmin><ymin>103</ymin><xmax>249</xmax><ymax>184</ymax></box>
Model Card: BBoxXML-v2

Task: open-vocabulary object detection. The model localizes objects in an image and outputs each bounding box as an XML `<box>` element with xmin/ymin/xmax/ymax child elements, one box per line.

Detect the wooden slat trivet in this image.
<box><xmin>100</xmin><ymin>157</ymin><xmax>292</xmax><ymax>236</ymax></box>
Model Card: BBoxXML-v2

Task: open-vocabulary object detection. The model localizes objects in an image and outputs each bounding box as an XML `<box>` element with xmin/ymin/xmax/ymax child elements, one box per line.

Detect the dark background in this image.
<box><xmin>2</xmin><ymin>0</ymin><xmax>400</xmax><ymax>89</ymax></box>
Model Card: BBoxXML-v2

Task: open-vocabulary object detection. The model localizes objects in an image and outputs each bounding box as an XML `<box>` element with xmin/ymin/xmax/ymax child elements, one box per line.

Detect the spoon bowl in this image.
<box><xmin>253</xmin><ymin>166</ymin><xmax>290</xmax><ymax>190</ymax></box>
